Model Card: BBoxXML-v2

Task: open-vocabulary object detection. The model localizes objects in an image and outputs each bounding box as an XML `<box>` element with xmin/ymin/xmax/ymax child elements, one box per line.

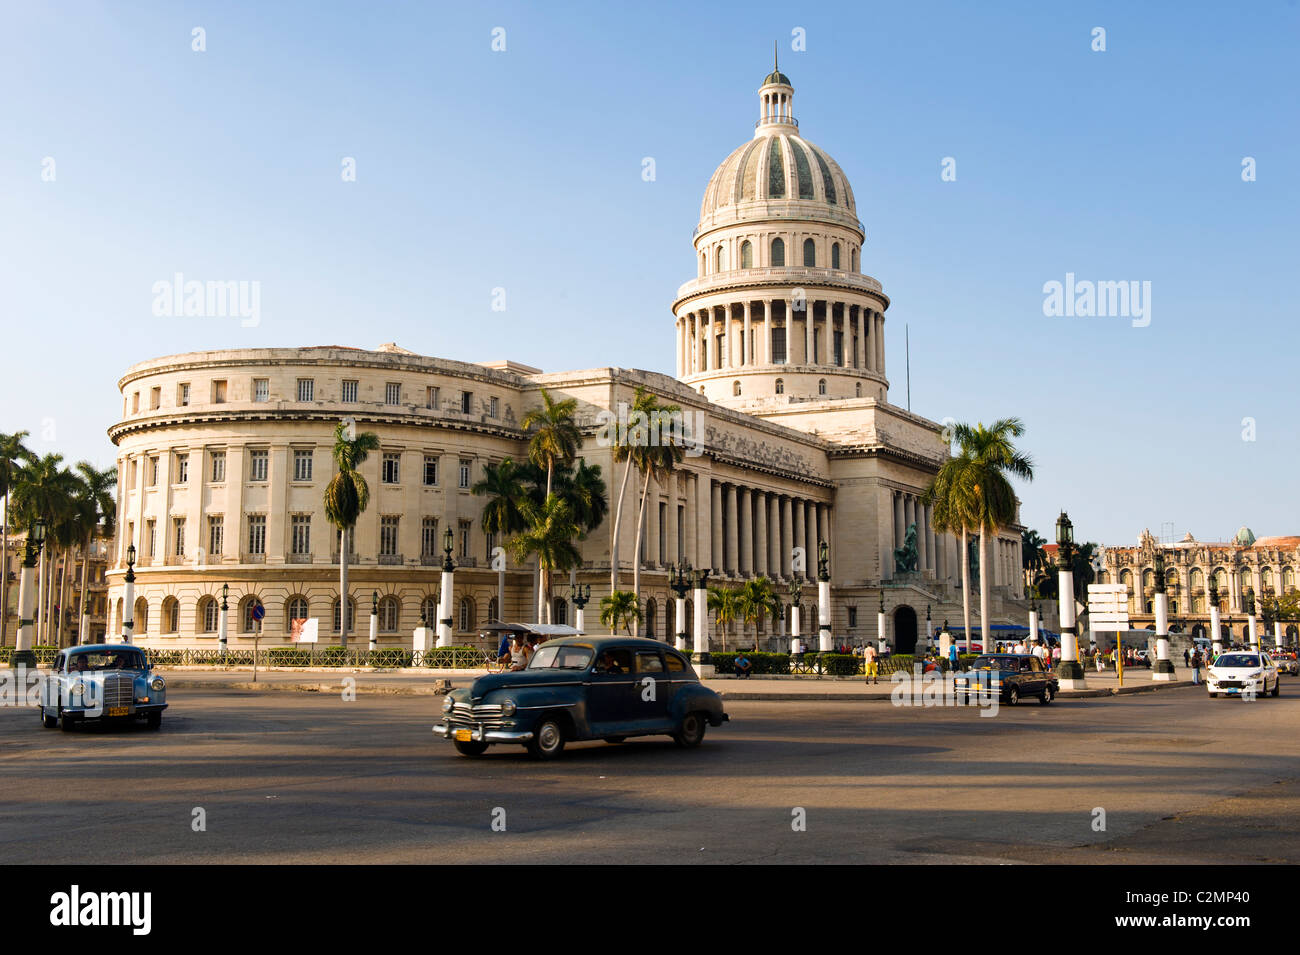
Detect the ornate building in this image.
<box><xmin>1099</xmin><ymin>528</ymin><xmax>1300</xmax><ymax>643</ymax></box>
<box><xmin>104</xmin><ymin>65</ymin><xmax>1029</xmax><ymax>652</ymax></box>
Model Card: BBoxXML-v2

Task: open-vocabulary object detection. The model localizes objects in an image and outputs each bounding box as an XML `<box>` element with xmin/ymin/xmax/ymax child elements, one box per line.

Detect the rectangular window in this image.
<box><xmin>380</xmin><ymin>516</ymin><xmax>400</xmax><ymax>556</ymax></box>
<box><xmin>458</xmin><ymin>520</ymin><xmax>471</xmax><ymax>558</ymax></box>
<box><xmin>833</xmin><ymin>331</ymin><xmax>844</xmax><ymax>366</ymax></box>
<box><xmin>132</xmin><ymin>392</ymin><xmax>140</xmax><ymax>414</ymax></box>
<box><xmin>423</xmin><ymin>455</ymin><xmax>438</xmax><ymax>486</ymax></box>
<box><xmin>426</xmin><ymin>386</ymin><xmax>439</xmax><ymax>409</ymax></box>
<box><xmin>247</xmin><ymin>515</ymin><xmax>266</xmax><ymax>555</ymax></box>
<box><xmin>341</xmin><ymin>379</ymin><xmax>358</xmax><ymax>403</ymax></box>
<box><xmin>208</xmin><ymin>516</ymin><xmax>224</xmax><ymax>556</ymax></box>
<box><xmin>771</xmin><ymin>327</ymin><xmax>787</xmax><ymax>364</ymax></box>
<box><xmin>488</xmin><ymin>396</ymin><xmax>499</xmax><ymax>418</ymax></box>
<box><xmin>253</xmin><ymin>378</ymin><xmax>269</xmax><ymax>402</ymax></box>
<box><xmin>178</xmin><ymin>382</ymin><xmax>191</xmax><ymax>406</ymax></box>
<box><xmin>173</xmin><ymin>518</ymin><xmax>185</xmax><ymax>557</ymax></box>
<box><xmin>212</xmin><ymin>380</ymin><xmax>227</xmax><ymax>403</ymax></box>
<box><xmin>485</xmin><ymin>531</ymin><xmax>495</xmax><ymax>561</ymax></box>
<box><xmin>421</xmin><ymin>517</ymin><xmax>439</xmax><ymax>557</ymax></box>
<box><xmin>146</xmin><ymin>520</ymin><xmax>157</xmax><ymax>557</ymax></box>
<box><xmin>249</xmin><ymin>450</ymin><xmax>269</xmax><ymax>482</ymax></box>
<box><xmin>847</xmin><ymin>607</ymin><xmax>857</xmax><ymax>628</ymax></box>
<box><xmin>150</xmin><ymin>387</ymin><xmax>161</xmax><ymax>410</ymax></box>
<box><xmin>291</xmin><ymin>515</ymin><xmax>311</xmax><ymax>555</ymax></box>
<box><xmin>382</xmin><ymin>452</ymin><xmax>400</xmax><ymax>484</ymax></box>
<box><xmin>460</xmin><ymin>391</ymin><xmax>472</xmax><ymax>414</ymax></box>
<box><xmin>458</xmin><ymin>460</ymin><xmax>471</xmax><ymax>489</ymax></box>
<box><xmin>210</xmin><ymin>450</ymin><xmax>226</xmax><ymax>483</ymax></box>
<box><xmin>296</xmin><ymin>379</ymin><xmax>314</xmax><ymax>402</ymax></box>
<box><xmin>149</xmin><ymin>456</ymin><xmax>159</xmax><ymax>487</ymax></box>
<box><xmin>677</xmin><ymin>505</ymin><xmax>685</xmax><ymax>562</ymax></box>
<box><xmin>385</xmin><ymin>382</ymin><xmax>401</xmax><ymax>405</ymax></box>
<box><xmin>175</xmin><ymin>453</ymin><xmax>189</xmax><ymax>484</ymax></box>
<box><xmin>293</xmin><ymin>449</ymin><xmax>313</xmax><ymax>482</ymax></box>
<box><xmin>658</xmin><ymin>501</ymin><xmax>667</xmax><ymax>564</ymax></box>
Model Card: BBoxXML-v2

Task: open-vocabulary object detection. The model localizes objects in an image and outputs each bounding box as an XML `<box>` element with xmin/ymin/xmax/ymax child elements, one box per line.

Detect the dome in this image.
<box><xmin>763</xmin><ymin>69</ymin><xmax>792</xmax><ymax>86</ymax></box>
<box><xmin>698</xmin><ymin>132</ymin><xmax>857</xmax><ymax>226</ymax></box>
<box><xmin>1234</xmin><ymin>526</ymin><xmax>1256</xmax><ymax>546</ymax></box>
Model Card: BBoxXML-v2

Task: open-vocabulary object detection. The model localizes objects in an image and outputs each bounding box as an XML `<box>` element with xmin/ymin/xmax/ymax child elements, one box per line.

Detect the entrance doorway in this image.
<box><xmin>893</xmin><ymin>605</ymin><xmax>918</xmax><ymax>655</ymax></box>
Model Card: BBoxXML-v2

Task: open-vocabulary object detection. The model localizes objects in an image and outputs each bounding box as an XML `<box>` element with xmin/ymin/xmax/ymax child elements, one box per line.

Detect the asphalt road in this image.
<box><xmin>2</xmin><ymin>683</ymin><xmax>1298</xmax><ymax>864</ymax></box>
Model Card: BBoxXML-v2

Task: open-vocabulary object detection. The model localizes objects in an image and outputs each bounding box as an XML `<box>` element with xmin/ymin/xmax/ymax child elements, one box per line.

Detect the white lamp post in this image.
<box><xmin>12</xmin><ymin>521</ymin><xmax>46</xmax><ymax>669</ymax></box>
<box><xmin>369</xmin><ymin>591</ymin><xmax>379</xmax><ymax>652</ymax></box>
<box><xmin>790</xmin><ymin>576</ymin><xmax>804</xmax><ymax>656</ymax></box>
<box><xmin>1208</xmin><ymin>579</ymin><xmax>1222</xmax><ymax>658</ymax></box>
<box><xmin>219</xmin><ymin>583</ymin><xmax>229</xmax><ymax>656</ymax></box>
<box><xmin>691</xmin><ymin>568</ymin><xmax>712</xmax><ymax>677</ymax></box>
<box><xmin>1152</xmin><ymin>551</ymin><xmax>1175</xmax><ymax>681</ymax></box>
<box><xmin>1054</xmin><ymin>512</ymin><xmax>1087</xmax><ymax>689</ymax></box>
<box><xmin>571</xmin><ymin>582</ymin><xmax>591</xmax><ymax>635</ymax></box>
<box><xmin>121</xmin><ymin>542</ymin><xmax>136</xmax><ymax>644</ymax></box>
<box><xmin>669</xmin><ymin>565</ymin><xmax>690</xmax><ymax>651</ymax></box>
<box><xmin>876</xmin><ymin>591</ymin><xmax>887</xmax><ymax>655</ymax></box>
<box><xmin>437</xmin><ymin>527</ymin><xmax>456</xmax><ymax>648</ymax></box>
<box><xmin>816</xmin><ymin>540</ymin><xmax>832</xmax><ymax>652</ymax></box>
<box><xmin>1246</xmin><ymin>588</ymin><xmax>1259</xmax><ymax>649</ymax></box>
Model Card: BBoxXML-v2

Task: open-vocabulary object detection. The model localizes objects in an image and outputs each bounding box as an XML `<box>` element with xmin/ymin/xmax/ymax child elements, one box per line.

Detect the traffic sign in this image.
<box><xmin>251</xmin><ymin>603</ymin><xmax>265</xmax><ymax>622</ymax></box>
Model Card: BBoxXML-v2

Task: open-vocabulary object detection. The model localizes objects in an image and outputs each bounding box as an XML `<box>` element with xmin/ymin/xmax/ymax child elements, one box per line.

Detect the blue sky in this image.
<box><xmin>2</xmin><ymin>1</ymin><xmax>1296</xmax><ymax>546</ymax></box>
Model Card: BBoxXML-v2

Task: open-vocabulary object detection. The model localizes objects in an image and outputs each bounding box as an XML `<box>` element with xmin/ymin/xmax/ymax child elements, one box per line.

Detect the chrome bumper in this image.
<box><xmin>433</xmin><ymin>722</ymin><xmax>534</xmax><ymax>743</ymax></box>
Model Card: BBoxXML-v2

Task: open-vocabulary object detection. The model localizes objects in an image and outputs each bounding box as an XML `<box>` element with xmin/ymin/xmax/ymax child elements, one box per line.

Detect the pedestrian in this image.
<box><xmin>948</xmin><ymin>641</ymin><xmax>959</xmax><ymax>672</ymax></box>
<box><xmin>1190</xmin><ymin>648</ymin><xmax>1202</xmax><ymax>685</ymax></box>
<box><xmin>1183</xmin><ymin>648</ymin><xmax>1190</xmax><ymax>667</ymax></box>
<box><xmin>864</xmin><ymin>642</ymin><xmax>879</xmax><ymax>684</ymax></box>
<box><xmin>1051</xmin><ymin>644</ymin><xmax>1061</xmax><ymax>667</ymax></box>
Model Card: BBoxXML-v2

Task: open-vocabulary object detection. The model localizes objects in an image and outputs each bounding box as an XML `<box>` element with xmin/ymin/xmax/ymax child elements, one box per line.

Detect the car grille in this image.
<box><xmin>447</xmin><ymin>702</ymin><xmax>507</xmax><ymax>728</ymax></box>
<box><xmin>102</xmin><ymin>674</ymin><xmax>134</xmax><ymax>707</ymax></box>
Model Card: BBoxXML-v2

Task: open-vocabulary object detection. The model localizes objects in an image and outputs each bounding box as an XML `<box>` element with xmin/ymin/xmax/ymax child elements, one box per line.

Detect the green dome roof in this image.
<box><xmin>1234</xmin><ymin>526</ymin><xmax>1256</xmax><ymax>546</ymax></box>
<box><xmin>763</xmin><ymin>70</ymin><xmax>792</xmax><ymax>86</ymax></box>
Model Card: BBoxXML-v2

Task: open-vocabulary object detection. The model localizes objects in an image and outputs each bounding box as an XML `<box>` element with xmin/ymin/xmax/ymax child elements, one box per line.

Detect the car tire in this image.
<box><xmin>59</xmin><ymin>711</ymin><xmax>78</xmax><ymax>732</ymax></box>
<box><xmin>146</xmin><ymin>712</ymin><xmax>162</xmax><ymax>730</ymax></box>
<box><xmin>526</xmin><ymin>717</ymin><xmax>566</xmax><ymax>760</ymax></box>
<box><xmin>41</xmin><ymin>708</ymin><xmax>58</xmax><ymax>729</ymax></box>
<box><xmin>1039</xmin><ymin>685</ymin><xmax>1054</xmax><ymax>705</ymax></box>
<box><xmin>453</xmin><ymin>740</ymin><xmax>489</xmax><ymax>757</ymax></box>
<box><xmin>1007</xmin><ymin>687</ymin><xmax>1019</xmax><ymax>706</ymax></box>
<box><xmin>604</xmin><ymin>736</ymin><xmax>627</xmax><ymax>744</ymax></box>
<box><xmin>673</xmin><ymin>712</ymin><xmax>707</xmax><ymax>748</ymax></box>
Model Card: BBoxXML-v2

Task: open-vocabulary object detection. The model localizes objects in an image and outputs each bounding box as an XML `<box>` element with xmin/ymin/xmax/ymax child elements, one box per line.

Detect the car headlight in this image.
<box><xmin>150</xmin><ymin>677</ymin><xmax>165</xmax><ymax>692</ymax></box>
<box><xmin>500</xmin><ymin>700</ymin><xmax>517</xmax><ymax>716</ymax></box>
<box><xmin>70</xmin><ymin>681</ymin><xmax>86</xmax><ymax>697</ymax></box>
<box><xmin>442</xmin><ymin>696</ymin><xmax>455</xmax><ymax>713</ymax></box>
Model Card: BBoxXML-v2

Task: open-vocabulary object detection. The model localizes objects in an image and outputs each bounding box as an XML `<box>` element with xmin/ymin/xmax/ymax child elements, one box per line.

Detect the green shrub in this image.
<box><xmin>817</xmin><ymin>653</ymin><xmax>860</xmax><ymax>676</ymax></box>
<box><xmin>710</xmin><ymin>651</ymin><xmax>791</xmax><ymax>675</ymax></box>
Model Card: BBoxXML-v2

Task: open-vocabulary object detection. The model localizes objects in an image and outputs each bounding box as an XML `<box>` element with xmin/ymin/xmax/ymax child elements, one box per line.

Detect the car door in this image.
<box><xmin>1028</xmin><ymin>655</ymin><xmax>1046</xmax><ymax>692</ymax></box>
<box><xmin>585</xmin><ymin>647</ymin><xmax>636</xmax><ymax>733</ymax></box>
<box><xmin>631</xmin><ymin>649</ymin><xmax>671</xmax><ymax>730</ymax></box>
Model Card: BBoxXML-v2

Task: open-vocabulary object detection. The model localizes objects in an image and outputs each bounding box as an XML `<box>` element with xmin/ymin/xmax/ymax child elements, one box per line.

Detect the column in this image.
<box><xmin>917</xmin><ymin>501</ymin><xmax>928</xmax><ymax>573</ymax></box>
<box><xmin>875</xmin><ymin>312</ymin><xmax>885</xmax><ymax>375</ymax></box>
<box><xmin>864</xmin><ymin>312</ymin><xmax>875</xmax><ymax>373</ymax></box>
<box><xmin>724</xmin><ymin>484</ymin><xmax>739</xmax><ymax>575</ymax></box>
<box><xmin>754</xmin><ymin>491</ymin><xmax>768</xmax><ymax>576</ymax></box>
<box><xmin>824</xmin><ymin>304</ymin><xmax>835</xmax><ymax>366</ymax></box>
<box><xmin>738</xmin><ymin>487</ymin><xmax>753</xmax><ymax>576</ymax></box>
<box><xmin>666</xmin><ymin>492</ymin><xmax>679</xmax><ymax>572</ymax></box>
<box><xmin>793</xmin><ymin>500</ymin><xmax>806</xmax><ymax>576</ymax></box>
<box><xmin>646</xmin><ymin>476</ymin><xmax>660</xmax><ymax>567</ymax></box>
<box><xmin>805</xmin><ymin>501</ymin><xmax>817</xmax><ymax>572</ymax></box>
<box><xmin>676</xmin><ymin>317</ymin><xmax>683</xmax><ymax>376</ymax></box>
<box><xmin>853</xmin><ymin>307</ymin><xmax>864</xmax><ymax>369</ymax></box>
<box><xmin>780</xmin><ymin>497</ymin><xmax>793</xmax><ymax>578</ymax></box>
<box><xmin>803</xmin><ymin>301</ymin><xmax>814</xmax><ymax>365</ymax></box>
<box><xmin>710</xmin><ymin>481</ymin><xmax>723</xmax><ymax>571</ymax></box>
<box><xmin>742</xmin><ymin>301</ymin><xmax>753</xmax><ymax>366</ymax></box>
<box><xmin>893</xmin><ymin>492</ymin><xmax>904</xmax><ymax>552</ymax></box>
<box><xmin>760</xmin><ymin>300</ymin><xmax>772</xmax><ymax>365</ymax></box>
<box><xmin>768</xmin><ymin>494</ymin><xmax>781</xmax><ymax>576</ymax></box>
<box><xmin>722</xmin><ymin>306</ymin><xmax>733</xmax><ymax>369</ymax></box>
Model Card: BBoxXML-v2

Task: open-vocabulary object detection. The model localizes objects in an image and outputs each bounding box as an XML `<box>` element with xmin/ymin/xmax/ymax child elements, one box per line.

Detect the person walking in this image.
<box><xmin>863</xmin><ymin>642</ymin><xmax>879</xmax><ymax>684</ymax></box>
<box><xmin>1190</xmin><ymin>648</ymin><xmax>1203</xmax><ymax>685</ymax></box>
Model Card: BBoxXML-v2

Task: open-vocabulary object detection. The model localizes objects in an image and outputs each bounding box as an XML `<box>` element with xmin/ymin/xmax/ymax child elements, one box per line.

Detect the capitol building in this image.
<box><xmin>105</xmin><ymin>66</ymin><xmax>1030</xmax><ymax>652</ymax></box>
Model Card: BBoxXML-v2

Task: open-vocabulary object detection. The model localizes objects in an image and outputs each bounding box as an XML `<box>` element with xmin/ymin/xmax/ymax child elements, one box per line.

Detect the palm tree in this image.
<box><xmin>49</xmin><ymin>484</ymin><xmax>84</xmax><ymax>647</ymax></box>
<box><xmin>510</xmin><ymin>494</ymin><xmax>583</xmax><ymax>625</ymax></box>
<box><xmin>521</xmin><ymin>388</ymin><xmax>580</xmax><ymax>499</ymax></box>
<box><xmin>1022</xmin><ymin>528</ymin><xmax>1049</xmax><ymax>595</ymax></box>
<box><xmin>707</xmin><ymin>585</ymin><xmax>742</xmax><ymax>652</ymax></box>
<box><xmin>953</xmin><ymin>419</ymin><xmax>1034</xmax><ymax>648</ymax></box>
<box><xmin>629</xmin><ymin>395</ymin><xmax>686</xmax><ymax>635</ymax></box>
<box><xmin>609</xmin><ymin>386</ymin><xmax>656</xmax><ymax>594</ymax></box>
<box><xmin>559</xmin><ymin>459</ymin><xmax>608</xmax><ymax>535</ymax></box>
<box><xmin>74</xmin><ymin>462</ymin><xmax>116</xmax><ymax>644</ymax></box>
<box><xmin>11</xmin><ymin>454</ymin><xmax>78</xmax><ymax>646</ymax></box>
<box><xmin>0</xmin><ymin>431</ymin><xmax>34</xmax><ymax>646</ymax></box>
<box><xmin>923</xmin><ymin>447</ymin><xmax>979</xmax><ymax>650</ymax></box>
<box><xmin>473</xmin><ymin>457</ymin><xmax>531</xmax><ymax>622</ymax></box>
<box><xmin>737</xmin><ymin>576</ymin><xmax>781</xmax><ymax>648</ymax></box>
<box><xmin>599</xmin><ymin>589</ymin><xmax>641</xmax><ymax>635</ymax></box>
<box><xmin>323</xmin><ymin>422</ymin><xmax>381</xmax><ymax>648</ymax></box>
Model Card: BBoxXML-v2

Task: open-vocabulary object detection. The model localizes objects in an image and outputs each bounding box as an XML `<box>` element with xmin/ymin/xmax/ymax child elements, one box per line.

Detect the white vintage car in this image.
<box><xmin>1206</xmin><ymin>651</ymin><xmax>1279</xmax><ymax>699</ymax></box>
<box><xmin>38</xmin><ymin>645</ymin><xmax>168</xmax><ymax>730</ymax></box>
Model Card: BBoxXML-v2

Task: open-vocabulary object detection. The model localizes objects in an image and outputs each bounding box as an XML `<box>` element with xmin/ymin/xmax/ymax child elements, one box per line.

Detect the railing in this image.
<box><xmin>0</xmin><ymin>645</ymin><xmax>491</xmax><ymax>669</ymax></box>
<box><xmin>377</xmin><ymin>554</ymin><xmax>404</xmax><ymax>565</ymax></box>
<box><xmin>287</xmin><ymin>553</ymin><xmax>313</xmax><ymax>564</ymax></box>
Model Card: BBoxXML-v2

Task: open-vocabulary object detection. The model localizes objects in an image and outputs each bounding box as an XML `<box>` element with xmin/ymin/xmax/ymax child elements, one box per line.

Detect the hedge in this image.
<box><xmin>710</xmin><ymin>651</ymin><xmax>791</xmax><ymax>675</ymax></box>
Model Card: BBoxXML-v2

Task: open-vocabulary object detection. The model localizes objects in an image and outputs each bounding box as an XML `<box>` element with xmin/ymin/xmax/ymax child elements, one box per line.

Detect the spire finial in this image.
<box><xmin>774</xmin><ymin>40</ymin><xmax>778</xmax><ymax>72</ymax></box>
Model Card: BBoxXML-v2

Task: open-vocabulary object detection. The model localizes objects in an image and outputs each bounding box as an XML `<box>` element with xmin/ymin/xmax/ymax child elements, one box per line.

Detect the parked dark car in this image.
<box><xmin>954</xmin><ymin>653</ymin><xmax>1058</xmax><ymax>706</ymax></box>
<box><xmin>433</xmin><ymin>636</ymin><xmax>729</xmax><ymax>759</ymax></box>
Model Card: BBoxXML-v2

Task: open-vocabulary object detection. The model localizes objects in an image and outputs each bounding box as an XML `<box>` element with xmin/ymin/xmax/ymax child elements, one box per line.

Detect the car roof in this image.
<box><xmin>66</xmin><ymin>644</ymin><xmax>141</xmax><ymax>654</ymax></box>
<box><xmin>541</xmin><ymin>636</ymin><xmax>684</xmax><ymax>652</ymax></box>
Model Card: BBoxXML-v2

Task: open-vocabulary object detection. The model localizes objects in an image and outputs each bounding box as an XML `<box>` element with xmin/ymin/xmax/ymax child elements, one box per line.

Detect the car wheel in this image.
<box><xmin>604</xmin><ymin>736</ymin><xmax>627</xmax><ymax>744</ymax></box>
<box><xmin>1039</xmin><ymin>685</ymin><xmax>1054</xmax><ymax>705</ymax></box>
<box><xmin>453</xmin><ymin>739</ymin><xmax>489</xmax><ymax>757</ymax></box>
<box><xmin>1007</xmin><ymin>687</ymin><xmax>1019</xmax><ymax>706</ymax></box>
<box><xmin>146</xmin><ymin>712</ymin><xmax>162</xmax><ymax>730</ymax></box>
<box><xmin>673</xmin><ymin>712</ymin><xmax>707</xmax><ymax>748</ymax></box>
<box><xmin>59</xmin><ymin>711</ymin><xmax>78</xmax><ymax>732</ymax></box>
<box><xmin>41</xmin><ymin>708</ymin><xmax>58</xmax><ymax>729</ymax></box>
<box><xmin>1272</xmin><ymin>679</ymin><xmax>1280</xmax><ymax>698</ymax></box>
<box><xmin>526</xmin><ymin>717</ymin><xmax>566</xmax><ymax>760</ymax></box>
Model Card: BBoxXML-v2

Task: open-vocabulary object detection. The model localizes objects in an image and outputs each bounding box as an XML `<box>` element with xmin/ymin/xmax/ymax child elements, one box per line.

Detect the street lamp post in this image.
<box><xmin>1029</xmin><ymin>596</ymin><xmax>1040</xmax><ymax>648</ymax></box>
<box><xmin>121</xmin><ymin>542</ymin><xmax>136</xmax><ymax>645</ymax></box>
<box><xmin>1246</xmin><ymin>587</ymin><xmax>1259</xmax><ymax>649</ymax></box>
<box><xmin>1208</xmin><ymin>579</ymin><xmax>1222</xmax><ymax>657</ymax></box>
<box><xmin>219</xmin><ymin>583</ymin><xmax>229</xmax><ymax>657</ymax></box>
<box><xmin>1152</xmin><ymin>550</ymin><xmax>1176</xmax><ymax>681</ymax></box>
<box><xmin>369</xmin><ymin>591</ymin><xmax>379</xmax><ymax>652</ymax></box>
<box><xmin>437</xmin><ymin>527</ymin><xmax>456</xmax><ymax>648</ymax></box>
<box><xmin>571</xmin><ymin>582</ymin><xmax>591</xmax><ymax>635</ymax></box>
<box><xmin>668</xmin><ymin>564</ymin><xmax>690</xmax><ymax>651</ymax></box>
<box><xmin>12</xmin><ymin>520</ymin><xmax>47</xmax><ymax>669</ymax></box>
<box><xmin>876</xmin><ymin>591</ymin><xmax>887</xmax><ymax>655</ymax></box>
<box><xmin>816</xmin><ymin>539</ymin><xmax>832</xmax><ymax>652</ymax></box>
<box><xmin>789</xmin><ymin>575</ymin><xmax>804</xmax><ymax>656</ymax></box>
<box><xmin>1054</xmin><ymin>512</ymin><xmax>1086</xmax><ymax>689</ymax></box>
<box><xmin>691</xmin><ymin>567</ymin><xmax>712</xmax><ymax>676</ymax></box>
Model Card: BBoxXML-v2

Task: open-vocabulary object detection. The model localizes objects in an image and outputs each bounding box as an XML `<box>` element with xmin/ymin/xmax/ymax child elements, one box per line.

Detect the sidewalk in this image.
<box><xmin>158</xmin><ymin>665</ymin><xmax>1200</xmax><ymax>701</ymax></box>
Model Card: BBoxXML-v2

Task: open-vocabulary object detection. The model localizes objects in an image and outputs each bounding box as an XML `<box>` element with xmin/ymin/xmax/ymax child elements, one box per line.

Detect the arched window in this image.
<box><xmin>740</xmin><ymin>240</ymin><xmax>753</xmax><ymax>269</ymax></box>
<box><xmin>851</xmin><ymin>247</ymin><xmax>858</xmax><ymax>271</ymax></box>
<box><xmin>487</xmin><ymin>596</ymin><xmax>499</xmax><ymax>623</ymax></box>
<box><xmin>1262</xmin><ymin>567</ymin><xmax>1274</xmax><ymax>592</ymax></box>
<box><xmin>855</xmin><ymin>382</ymin><xmax>862</xmax><ymax>397</ymax></box>
<box><xmin>199</xmin><ymin>597</ymin><xmax>219</xmax><ymax>633</ymax></box>
<box><xmin>421</xmin><ymin>595</ymin><xmax>439</xmax><ymax>627</ymax></box>
<box><xmin>770</xmin><ymin>238</ymin><xmax>785</xmax><ymax>266</ymax></box>
<box><xmin>775</xmin><ymin>379</ymin><xmax>784</xmax><ymax>395</ymax></box>
<box><xmin>732</xmin><ymin>380</ymin><xmax>741</xmax><ymax>396</ymax></box>
<box><xmin>817</xmin><ymin>379</ymin><xmax>827</xmax><ymax>395</ymax></box>
<box><xmin>1143</xmin><ymin>569</ymin><xmax>1155</xmax><ymax>591</ymax></box>
<box><xmin>803</xmin><ymin>238</ymin><xmax>816</xmax><ymax>267</ymax></box>
<box><xmin>1284</xmin><ymin>566</ymin><xmax>1296</xmax><ymax>591</ymax></box>
<box><xmin>379</xmin><ymin>595</ymin><xmax>400</xmax><ymax>632</ymax></box>
<box><xmin>333</xmin><ymin>597</ymin><xmax>356</xmax><ymax>633</ymax></box>
<box><xmin>162</xmin><ymin>597</ymin><xmax>179</xmax><ymax>634</ymax></box>
<box><xmin>715</xmin><ymin>246</ymin><xmax>726</xmax><ymax>272</ymax></box>
<box><xmin>645</xmin><ymin>599</ymin><xmax>656</xmax><ymax>641</ymax></box>
<box><xmin>1120</xmin><ymin>570</ymin><xmax>1135</xmax><ymax>611</ymax></box>
<box><xmin>553</xmin><ymin>597</ymin><xmax>568</xmax><ymax>626</ymax></box>
<box><xmin>685</xmin><ymin>599</ymin><xmax>694</xmax><ymax>637</ymax></box>
<box><xmin>831</xmin><ymin>243</ymin><xmax>841</xmax><ymax>269</ymax></box>
<box><xmin>699</xmin><ymin>251</ymin><xmax>706</xmax><ymax>275</ymax></box>
<box><xmin>458</xmin><ymin>597</ymin><xmax>475</xmax><ymax>632</ymax></box>
<box><xmin>286</xmin><ymin>596</ymin><xmax>308</xmax><ymax>632</ymax></box>
<box><xmin>134</xmin><ymin>597</ymin><xmax>149</xmax><ymax>635</ymax></box>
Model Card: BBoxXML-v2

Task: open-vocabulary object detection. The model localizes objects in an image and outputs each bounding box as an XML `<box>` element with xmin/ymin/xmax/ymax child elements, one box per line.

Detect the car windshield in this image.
<box><xmin>527</xmin><ymin>646</ymin><xmax>593</xmax><ymax>670</ymax></box>
<box><xmin>1214</xmin><ymin>653</ymin><xmax>1260</xmax><ymax>669</ymax></box>
<box><xmin>971</xmin><ymin>656</ymin><xmax>1015</xmax><ymax>670</ymax></box>
<box><xmin>68</xmin><ymin>650</ymin><xmax>146</xmax><ymax>671</ymax></box>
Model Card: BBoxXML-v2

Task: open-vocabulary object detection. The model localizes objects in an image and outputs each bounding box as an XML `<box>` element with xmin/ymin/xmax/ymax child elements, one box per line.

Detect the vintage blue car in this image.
<box><xmin>38</xmin><ymin>645</ymin><xmax>168</xmax><ymax>730</ymax></box>
<box><xmin>433</xmin><ymin>636</ymin><xmax>729</xmax><ymax>759</ymax></box>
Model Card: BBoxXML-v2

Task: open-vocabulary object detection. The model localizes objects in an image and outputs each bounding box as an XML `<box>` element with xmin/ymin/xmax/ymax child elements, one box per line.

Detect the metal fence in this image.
<box><xmin>0</xmin><ymin>645</ymin><xmax>491</xmax><ymax>669</ymax></box>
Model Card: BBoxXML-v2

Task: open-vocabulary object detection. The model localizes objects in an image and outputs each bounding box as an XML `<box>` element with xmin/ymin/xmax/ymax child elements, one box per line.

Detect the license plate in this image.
<box><xmin>454</xmin><ymin>729</ymin><xmax>472</xmax><ymax>742</ymax></box>
<box><xmin>107</xmin><ymin>706</ymin><xmax>129</xmax><ymax>717</ymax></box>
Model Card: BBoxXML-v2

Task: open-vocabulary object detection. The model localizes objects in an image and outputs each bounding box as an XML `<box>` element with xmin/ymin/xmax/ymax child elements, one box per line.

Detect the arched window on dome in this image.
<box><xmin>775</xmin><ymin>379</ymin><xmax>784</xmax><ymax>395</ymax></box>
<box><xmin>855</xmin><ymin>382</ymin><xmax>862</xmax><ymax>397</ymax></box>
<box><xmin>740</xmin><ymin>241</ymin><xmax>753</xmax><ymax>269</ymax></box>
<box><xmin>770</xmin><ymin>238</ymin><xmax>785</xmax><ymax>267</ymax></box>
<box><xmin>715</xmin><ymin>246</ymin><xmax>726</xmax><ymax>272</ymax></box>
<box><xmin>851</xmin><ymin>247</ymin><xmax>858</xmax><ymax>272</ymax></box>
<box><xmin>732</xmin><ymin>380</ymin><xmax>741</xmax><ymax>396</ymax></box>
<box><xmin>831</xmin><ymin>243</ymin><xmax>841</xmax><ymax>269</ymax></box>
<box><xmin>818</xmin><ymin>379</ymin><xmax>827</xmax><ymax>396</ymax></box>
<box><xmin>803</xmin><ymin>239</ymin><xmax>816</xmax><ymax>267</ymax></box>
<box><xmin>699</xmin><ymin>251</ymin><xmax>706</xmax><ymax>276</ymax></box>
